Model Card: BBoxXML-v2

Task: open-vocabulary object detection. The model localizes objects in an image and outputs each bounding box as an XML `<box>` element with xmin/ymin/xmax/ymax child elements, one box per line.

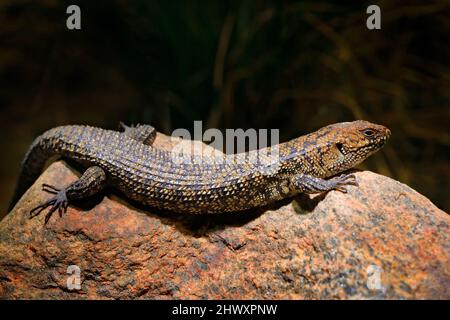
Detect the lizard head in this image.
<box><xmin>320</xmin><ymin>120</ymin><xmax>391</xmax><ymax>175</ymax></box>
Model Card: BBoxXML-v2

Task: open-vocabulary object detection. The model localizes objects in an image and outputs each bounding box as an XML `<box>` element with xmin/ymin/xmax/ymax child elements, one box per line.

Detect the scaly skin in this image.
<box><xmin>9</xmin><ymin>121</ymin><xmax>390</xmax><ymax>223</ymax></box>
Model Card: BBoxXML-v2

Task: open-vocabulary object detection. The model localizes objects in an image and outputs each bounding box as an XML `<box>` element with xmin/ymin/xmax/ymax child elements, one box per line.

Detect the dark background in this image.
<box><xmin>1</xmin><ymin>0</ymin><xmax>449</xmax><ymax>217</ymax></box>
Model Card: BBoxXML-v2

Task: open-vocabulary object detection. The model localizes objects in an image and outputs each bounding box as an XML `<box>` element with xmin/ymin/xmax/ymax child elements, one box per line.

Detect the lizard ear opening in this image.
<box><xmin>336</xmin><ymin>143</ymin><xmax>345</xmax><ymax>155</ymax></box>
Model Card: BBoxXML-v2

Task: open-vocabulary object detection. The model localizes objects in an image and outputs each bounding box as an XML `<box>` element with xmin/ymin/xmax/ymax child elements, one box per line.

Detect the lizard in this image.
<box><xmin>8</xmin><ymin>120</ymin><xmax>390</xmax><ymax>223</ymax></box>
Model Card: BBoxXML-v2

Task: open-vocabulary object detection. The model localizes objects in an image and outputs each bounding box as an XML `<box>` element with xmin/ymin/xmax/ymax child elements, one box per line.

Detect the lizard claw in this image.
<box><xmin>42</xmin><ymin>183</ymin><xmax>60</xmax><ymax>194</ymax></box>
<box><xmin>331</xmin><ymin>173</ymin><xmax>358</xmax><ymax>193</ymax></box>
<box><xmin>30</xmin><ymin>184</ymin><xmax>68</xmax><ymax>224</ymax></box>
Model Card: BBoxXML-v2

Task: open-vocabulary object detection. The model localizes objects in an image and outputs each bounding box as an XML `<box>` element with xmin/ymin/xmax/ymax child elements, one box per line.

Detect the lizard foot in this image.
<box><xmin>29</xmin><ymin>184</ymin><xmax>68</xmax><ymax>224</ymax></box>
<box><xmin>329</xmin><ymin>173</ymin><xmax>358</xmax><ymax>193</ymax></box>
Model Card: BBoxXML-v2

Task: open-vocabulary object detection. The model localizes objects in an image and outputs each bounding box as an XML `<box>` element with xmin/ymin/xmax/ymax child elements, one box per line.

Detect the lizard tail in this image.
<box><xmin>8</xmin><ymin>132</ymin><xmax>58</xmax><ymax>212</ymax></box>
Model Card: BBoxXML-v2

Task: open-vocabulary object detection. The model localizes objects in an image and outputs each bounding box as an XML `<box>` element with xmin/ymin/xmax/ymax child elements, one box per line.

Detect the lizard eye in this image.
<box><xmin>363</xmin><ymin>129</ymin><xmax>375</xmax><ymax>137</ymax></box>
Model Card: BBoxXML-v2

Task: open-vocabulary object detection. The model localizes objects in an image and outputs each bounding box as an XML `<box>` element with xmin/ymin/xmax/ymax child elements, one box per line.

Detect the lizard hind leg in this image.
<box><xmin>119</xmin><ymin>122</ymin><xmax>156</xmax><ymax>145</ymax></box>
<box><xmin>29</xmin><ymin>166</ymin><xmax>107</xmax><ymax>224</ymax></box>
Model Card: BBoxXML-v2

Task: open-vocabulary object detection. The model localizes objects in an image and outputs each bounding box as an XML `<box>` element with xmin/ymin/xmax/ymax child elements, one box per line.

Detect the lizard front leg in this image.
<box><xmin>291</xmin><ymin>173</ymin><xmax>358</xmax><ymax>194</ymax></box>
<box><xmin>29</xmin><ymin>166</ymin><xmax>107</xmax><ymax>224</ymax></box>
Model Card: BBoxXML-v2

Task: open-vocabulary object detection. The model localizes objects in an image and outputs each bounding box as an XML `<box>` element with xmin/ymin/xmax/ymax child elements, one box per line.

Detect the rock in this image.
<box><xmin>0</xmin><ymin>133</ymin><xmax>449</xmax><ymax>299</ymax></box>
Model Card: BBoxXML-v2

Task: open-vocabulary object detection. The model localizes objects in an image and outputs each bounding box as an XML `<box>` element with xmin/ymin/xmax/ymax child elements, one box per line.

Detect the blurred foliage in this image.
<box><xmin>0</xmin><ymin>0</ymin><xmax>449</xmax><ymax>214</ymax></box>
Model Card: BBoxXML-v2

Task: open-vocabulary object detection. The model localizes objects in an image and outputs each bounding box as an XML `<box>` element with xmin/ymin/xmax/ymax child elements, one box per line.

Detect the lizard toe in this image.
<box><xmin>29</xmin><ymin>189</ymin><xmax>68</xmax><ymax>224</ymax></box>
